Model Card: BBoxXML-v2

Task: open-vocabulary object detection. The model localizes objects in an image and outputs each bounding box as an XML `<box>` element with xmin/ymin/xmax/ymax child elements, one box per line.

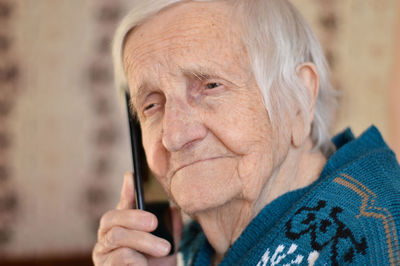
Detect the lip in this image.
<box><xmin>172</xmin><ymin>156</ymin><xmax>226</xmax><ymax>176</ymax></box>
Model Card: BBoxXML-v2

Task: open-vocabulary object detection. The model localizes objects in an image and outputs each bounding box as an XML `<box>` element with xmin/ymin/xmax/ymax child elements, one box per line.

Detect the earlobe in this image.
<box><xmin>291</xmin><ymin>111</ymin><xmax>306</xmax><ymax>147</ymax></box>
<box><xmin>291</xmin><ymin>63</ymin><xmax>320</xmax><ymax>148</ymax></box>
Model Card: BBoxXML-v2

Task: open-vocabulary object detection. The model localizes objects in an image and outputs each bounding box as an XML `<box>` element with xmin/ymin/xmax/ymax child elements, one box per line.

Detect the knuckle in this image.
<box><xmin>105</xmin><ymin>227</ymin><xmax>123</xmax><ymax>248</ymax></box>
<box><xmin>119</xmin><ymin>248</ymin><xmax>147</xmax><ymax>266</ymax></box>
<box><xmin>92</xmin><ymin>243</ymin><xmax>108</xmax><ymax>266</ymax></box>
<box><xmin>100</xmin><ymin>210</ymin><xmax>116</xmax><ymax>228</ymax></box>
<box><xmin>98</xmin><ymin>210</ymin><xmax>114</xmax><ymax>239</ymax></box>
<box><xmin>92</xmin><ymin>242</ymin><xmax>101</xmax><ymax>257</ymax></box>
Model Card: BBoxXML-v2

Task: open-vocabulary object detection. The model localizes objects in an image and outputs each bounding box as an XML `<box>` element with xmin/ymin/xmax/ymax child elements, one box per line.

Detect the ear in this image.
<box><xmin>291</xmin><ymin>63</ymin><xmax>320</xmax><ymax>147</ymax></box>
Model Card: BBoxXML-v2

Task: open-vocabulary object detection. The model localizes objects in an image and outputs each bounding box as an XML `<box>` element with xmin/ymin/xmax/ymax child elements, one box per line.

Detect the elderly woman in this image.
<box><xmin>93</xmin><ymin>0</ymin><xmax>400</xmax><ymax>265</ymax></box>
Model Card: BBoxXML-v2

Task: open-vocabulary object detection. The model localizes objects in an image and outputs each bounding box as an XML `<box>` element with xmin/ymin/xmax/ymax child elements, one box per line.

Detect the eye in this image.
<box><xmin>144</xmin><ymin>103</ymin><xmax>157</xmax><ymax>111</ymax></box>
<box><xmin>206</xmin><ymin>82</ymin><xmax>222</xmax><ymax>89</ymax></box>
<box><xmin>143</xmin><ymin>102</ymin><xmax>160</xmax><ymax>117</ymax></box>
<box><xmin>141</xmin><ymin>93</ymin><xmax>164</xmax><ymax>117</ymax></box>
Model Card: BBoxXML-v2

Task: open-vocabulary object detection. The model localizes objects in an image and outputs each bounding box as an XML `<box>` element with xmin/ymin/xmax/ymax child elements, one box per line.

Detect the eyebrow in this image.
<box><xmin>180</xmin><ymin>65</ymin><xmax>221</xmax><ymax>80</ymax></box>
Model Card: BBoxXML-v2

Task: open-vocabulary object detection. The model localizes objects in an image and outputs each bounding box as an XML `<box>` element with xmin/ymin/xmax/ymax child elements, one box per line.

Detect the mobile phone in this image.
<box><xmin>125</xmin><ymin>91</ymin><xmax>175</xmax><ymax>255</ymax></box>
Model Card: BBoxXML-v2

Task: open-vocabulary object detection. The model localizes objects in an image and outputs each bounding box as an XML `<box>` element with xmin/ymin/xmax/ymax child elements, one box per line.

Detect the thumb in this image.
<box><xmin>116</xmin><ymin>172</ymin><xmax>135</xmax><ymax>210</ymax></box>
<box><xmin>171</xmin><ymin>207</ymin><xmax>183</xmax><ymax>252</ymax></box>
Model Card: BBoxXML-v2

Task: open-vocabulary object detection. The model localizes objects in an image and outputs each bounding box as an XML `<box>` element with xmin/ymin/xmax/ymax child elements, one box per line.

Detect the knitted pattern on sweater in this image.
<box><xmin>179</xmin><ymin>126</ymin><xmax>400</xmax><ymax>265</ymax></box>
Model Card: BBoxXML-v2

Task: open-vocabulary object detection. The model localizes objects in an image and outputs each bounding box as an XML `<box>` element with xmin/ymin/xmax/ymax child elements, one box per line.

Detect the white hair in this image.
<box><xmin>112</xmin><ymin>0</ymin><xmax>338</xmax><ymax>155</ymax></box>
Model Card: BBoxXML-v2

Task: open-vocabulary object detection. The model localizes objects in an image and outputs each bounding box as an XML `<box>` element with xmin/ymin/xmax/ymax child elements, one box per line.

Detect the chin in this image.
<box><xmin>173</xmin><ymin>190</ymin><xmax>224</xmax><ymax>215</ymax></box>
<box><xmin>163</xmin><ymin>157</ymin><xmax>241</xmax><ymax>214</ymax></box>
<box><xmin>170</xmin><ymin>175</ymin><xmax>239</xmax><ymax>215</ymax></box>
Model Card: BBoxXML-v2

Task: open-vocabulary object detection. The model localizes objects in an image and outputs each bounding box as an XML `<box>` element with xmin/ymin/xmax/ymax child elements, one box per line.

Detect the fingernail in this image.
<box><xmin>147</xmin><ymin>215</ymin><xmax>156</xmax><ymax>229</ymax></box>
<box><xmin>140</xmin><ymin>212</ymin><xmax>154</xmax><ymax>228</ymax></box>
<box><xmin>158</xmin><ymin>240</ymin><xmax>170</xmax><ymax>255</ymax></box>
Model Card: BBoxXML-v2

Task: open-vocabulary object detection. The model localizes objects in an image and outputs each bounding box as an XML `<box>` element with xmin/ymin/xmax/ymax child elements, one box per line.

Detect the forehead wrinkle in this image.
<box><xmin>127</xmin><ymin>25</ymin><xmax>220</xmax><ymax>70</ymax></box>
<box><xmin>128</xmin><ymin>50</ymin><xmax>180</xmax><ymax>89</ymax></box>
<box><xmin>136</xmin><ymin>5</ymin><xmax>229</xmax><ymax>38</ymax></box>
<box><xmin>123</xmin><ymin>1</ymin><xmax>251</xmax><ymax>105</ymax></box>
<box><xmin>124</xmin><ymin>34</ymin><xmax>201</xmax><ymax>86</ymax></box>
<box><xmin>124</xmin><ymin>4</ymin><xmax>232</xmax><ymax>64</ymax></box>
<box><xmin>123</xmin><ymin>1</ymin><xmax>242</xmax><ymax>76</ymax></box>
<box><xmin>155</xmin><ymin>16</ymin><xmax>224</xmax><ymax>37</ymax></box>
<box><xmin>130</xmin><ymin>43</ymin><xmax>194</xmax><ymax>72</ymax></box>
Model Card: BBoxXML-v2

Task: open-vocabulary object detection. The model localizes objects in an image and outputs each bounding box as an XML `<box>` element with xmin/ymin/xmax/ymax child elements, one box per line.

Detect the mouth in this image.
<box><xmin>172</xmin><ymin>156</ymin><xmax>227</xmax><ymax>176</ymax></box>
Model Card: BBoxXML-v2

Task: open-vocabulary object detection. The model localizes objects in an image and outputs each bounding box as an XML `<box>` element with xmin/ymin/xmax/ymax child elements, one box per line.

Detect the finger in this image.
<box><xmin>170</xmin><ymin>207</ymin><xmax>183</xmax><ymax>253</ymax></box>
<box><xmin>92</xmin><ymin>242</ymin><xmax>107</xmax><ymax>266</ymax></box>
<box><xmin>98</xmin><ymin>209</ymin><xmax>157</xmax><ymax>239</ymax></box>
<box><xmin>105</xmin><ymin>247</ymin><xmax>148</xmax><ymax>266</ymax></box>
<box><xmin>148</xmin><ymin>254</ymin><xmax>177</xmax><ymax>266</ymax></box>
<box><xmin>100</xmin><ymin>226</ymin><xmax>171</xmax><ymax>257</ymax></box>
<box><xmin>117</xmin><ymin>172</ymin><xmax>135</xmax><ymax>210</ymax></box>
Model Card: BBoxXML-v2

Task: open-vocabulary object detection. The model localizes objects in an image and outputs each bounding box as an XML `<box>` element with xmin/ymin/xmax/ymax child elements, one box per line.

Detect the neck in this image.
<box><xmin>193</xmin><ymin>138</ymin><xmax>327</xmax><ymax>264</ymax></box>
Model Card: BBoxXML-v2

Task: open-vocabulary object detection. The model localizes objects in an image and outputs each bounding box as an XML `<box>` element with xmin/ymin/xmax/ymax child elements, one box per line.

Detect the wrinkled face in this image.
<box><xmin>124</xmin><ymin>2</ymin><xmax>285</xmax><ymax>214</ymax></box>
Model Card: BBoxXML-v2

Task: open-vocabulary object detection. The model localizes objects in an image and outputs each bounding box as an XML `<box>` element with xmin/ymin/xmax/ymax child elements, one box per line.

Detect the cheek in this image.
<box><xmin>207</xmin><ymin>95</ymin><xmax>272</xmax><ymax>155</ymax></box>
<box><xmin>142</xmin><ymin>129</ymin><xmax>169</xmax><ymax>186</ymax></box>
<box><xmin>237</xmin><ymin>144</ymin><xmax>273</xmax><ymax>200</ymax></box>
<box><xmin>206</xmin><ymin>92</ymin><xmax>275</xmax><ymax>198</ymax></box>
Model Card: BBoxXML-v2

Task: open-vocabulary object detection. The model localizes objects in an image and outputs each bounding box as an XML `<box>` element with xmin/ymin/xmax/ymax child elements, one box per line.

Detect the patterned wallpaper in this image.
<box><xmin>83</xmin><ymin>0</ymin><xmax>123</xmax><ymax>236</ymax></box>
<box><xmin>294</xmin><ymin>0</ymin><xmax>399</xmax><ymax>139</ymax></box>
<box><xmin>0</xmin><ymin>0</ymin><xmax>398</xmax><ymax>259</ymax></box>
<box><xmin>0</xmin><ymin>0</ymin><xmax>130</xmax><ymax>258</ymax></box>
<box><xmin>0</xmin><ymin>0</ymin><xmax>20</xmax><ymax>250</ymax></box>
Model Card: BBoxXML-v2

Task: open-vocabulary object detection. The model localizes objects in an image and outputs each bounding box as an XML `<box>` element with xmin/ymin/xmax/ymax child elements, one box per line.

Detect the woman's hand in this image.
<box><xmin>92</xmin><ymin>172</ymin><xmax>182</xmax><ymax>266</ymax></box>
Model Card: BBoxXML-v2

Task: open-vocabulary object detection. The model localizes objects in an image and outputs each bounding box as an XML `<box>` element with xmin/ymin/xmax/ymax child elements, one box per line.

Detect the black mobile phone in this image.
<box><xmin>125</xmin><ymin>91</ymin><xmax>175</xmax><ymax>255</ymax></box>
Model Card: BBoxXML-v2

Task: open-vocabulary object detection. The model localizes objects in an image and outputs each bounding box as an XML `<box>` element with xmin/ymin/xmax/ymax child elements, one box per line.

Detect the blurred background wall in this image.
<box><xmin>0</xmin><ymin>0</ymin><xmax>399</xmax><ymax>264</ymax></box>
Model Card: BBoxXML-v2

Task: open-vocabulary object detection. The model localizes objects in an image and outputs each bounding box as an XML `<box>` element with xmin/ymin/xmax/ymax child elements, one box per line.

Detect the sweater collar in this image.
<box><xmin>321</xmin><ymin>125</ymin><xmax>390</xmax><ymax>179</ymax></box>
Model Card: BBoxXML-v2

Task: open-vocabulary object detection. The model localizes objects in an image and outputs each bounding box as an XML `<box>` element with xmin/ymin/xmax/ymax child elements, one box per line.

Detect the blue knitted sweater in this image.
<box><xmin>179</xmin><ymin>126</ymin><xmax>400</xmax><ymax>265</ymax></box>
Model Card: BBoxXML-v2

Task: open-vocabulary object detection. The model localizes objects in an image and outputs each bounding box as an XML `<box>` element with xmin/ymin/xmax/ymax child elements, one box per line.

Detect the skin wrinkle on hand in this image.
<box><xmin>122</xmin><ymin>1</ymin><xmax>327</xmax><ymax>264</ymax></box>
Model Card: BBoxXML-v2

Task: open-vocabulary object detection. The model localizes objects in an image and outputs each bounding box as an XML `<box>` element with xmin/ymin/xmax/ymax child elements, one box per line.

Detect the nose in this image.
<box><xmin>161</xmin><ymin>101</ymin><xmax>207</xmax><ymax>152</ymax></box>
